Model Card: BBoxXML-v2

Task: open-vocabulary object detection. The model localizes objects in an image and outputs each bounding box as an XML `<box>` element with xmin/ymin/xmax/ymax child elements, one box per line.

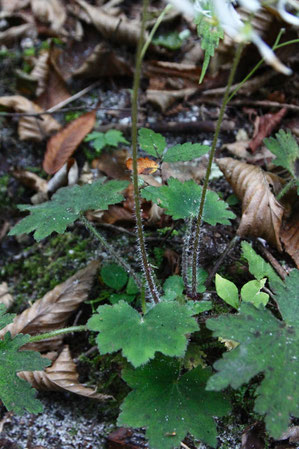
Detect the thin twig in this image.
<box><xmin>0</xmin><ymin>105</ymin><xmax>139</xmax><ymax>118</ymax></box>
<box><xmin>206</xmin><ymin>236</ymin><xmax>240</xmax><ymax>287</ymax></box>
<box><xmin>230</xmin><ymin>100</ymin><xmax>299</xmax><ymax>111</ymax></box>
<box><xmin>257</xmin><ymin>239</ymin><xmax>287</xmax><ymax>280</ymax></box>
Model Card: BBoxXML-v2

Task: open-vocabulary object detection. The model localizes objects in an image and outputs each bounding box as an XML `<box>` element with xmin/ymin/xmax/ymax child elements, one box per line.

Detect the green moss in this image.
<box><xmin>1</xmin><ymin>231</ymin><xmax>95</xmax><ymax>310</ymax></box>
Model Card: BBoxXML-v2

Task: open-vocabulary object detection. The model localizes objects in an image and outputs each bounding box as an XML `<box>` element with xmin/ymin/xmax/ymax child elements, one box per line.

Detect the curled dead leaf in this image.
<box><xmin>126</xmin><ymin>157</ymin><xmax>159</xmax><ymax>175</ymax></box>
<box><xmin>31</xmin><ymin>49</ymin><xmax>70</xmax><ymax>108</ymax></box>
<box><xmin>146</xmin><ymin>88</ymin><xmax>197</xmax><ymax>113</ymax></box>
<box><xmin>73</xmin><ymin>42</ymin><xmax>132</xmax><ymax>79</ymax></box>
<box><xmin>0</xmin><ymin>261</ymin><xmax>99</xmax><ymax>351</ymax></box>
<box><xmin>19</xmin><ymin>346</ymin><xmax>112</xmax><ymax>401</ymax></box>
<box><xmin>30</xmin><ymin>0</ymin><xmax>66</xmax><ymax>33</ymax></box>
<box><xmin>216</xmin><ymin>157</ymin><xmax>285</xmax><ymax>250</ymax></box>
<box><xmin>0</xmin><ymin>23</ymin><xmax>34</xmax><ymax>45</ymax></box>
<box><xmin>12</xmin><ymin>169</ymin><xmax>48</xmax><ymax>193</ymax></box>
<box><xmin>0</xmin><ymin>0</ymin><xmax>30</xmax><ymax>13</ymax></box>
<box><xmin>249</xmin><ymin>108</ymin><xmax>287</xmax><ymax>153</ymax></box>
<box><xmin>0</xmin><ymin>283</ymin><xmax>14</xmax><ymax>309</ymax></box>
<box><xmin>0</xmin><ymin>95</ymin><xmax>61</xmax><ymax>140</ymax></box>
<box><xmin>75</xmin><ymin>0</ymin><xmax>148</xmax><ymax>47</ymax></box>
<box><xmin>43</xmin><ymin>111</ymin><xmax>96</xmax><ymax>174</ymax></box>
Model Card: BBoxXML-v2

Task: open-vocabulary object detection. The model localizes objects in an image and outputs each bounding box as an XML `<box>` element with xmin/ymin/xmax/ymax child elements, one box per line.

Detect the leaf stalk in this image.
<box><xmin>190</xmin><ymin>43</ymin><xmax>244</xmax><ymax>298</ymax></box>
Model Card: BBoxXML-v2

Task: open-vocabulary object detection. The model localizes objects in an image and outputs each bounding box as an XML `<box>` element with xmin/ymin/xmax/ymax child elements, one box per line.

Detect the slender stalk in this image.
<box><xmin>28</xmin><ymin>325</ymin><xmax>87</xmax><ymax>343</ymax></box>
<box><xmin>140</xmin><ymin>4</ymin><xmax>172</xmax><ymax>60</ymax></box>
<box><xmin>276</xmin><ymin>178</ymin><xmax>296</xmax><ymax>201</ymax></box>
<box><xmin>190</xmin><ymin>43</ymin><xmax>244</xmax><ymax>298</ymax></box>
<box><xmin>227</xmin><ymin>33</ymin><xmax>299</xmax><ymax>103</ymax></box>
<box><xmin>131</xmin><ymin>0</ymin><xmax>160</xmax><ymax>304</ymax></box>
<box><xmin>81</xmin><ymin>215</ymin><xmax>142</xmax><ymax>289</ymax></box>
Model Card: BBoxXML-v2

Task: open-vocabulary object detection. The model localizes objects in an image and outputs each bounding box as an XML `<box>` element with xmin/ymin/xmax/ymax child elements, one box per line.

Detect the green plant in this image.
<box><xmin>3</xmin><ymin>1</ymin><xmax>299</xmax><ymax>448</ymax></box>
<box><xmin>85</xmin><ymin>130</ymin><xmax>129</xmax><ymax>154</ymax></box>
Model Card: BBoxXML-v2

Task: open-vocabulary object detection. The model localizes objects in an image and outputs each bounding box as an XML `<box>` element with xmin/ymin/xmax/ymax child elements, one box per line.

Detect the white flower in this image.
<box><xmin>166</xmin><ymin>0</ymin><xmax>298</xmax><ymax>75</ymax></box>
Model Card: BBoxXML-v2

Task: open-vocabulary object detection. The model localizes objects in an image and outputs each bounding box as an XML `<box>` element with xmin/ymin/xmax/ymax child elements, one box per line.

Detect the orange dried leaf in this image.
<box><xmin>217</xmin><ymin>157</ymin><xmax>285</xmax><ymax>250</ymax></box>
<box><xmin>126</xmin><ymin>157</ymin><xmax>159</xmax><ymax>175</ymax></box>
<box><xmin>43</xmin><ymin>111</ymin><xmax>96</xmax><ymax>174</ymax></box>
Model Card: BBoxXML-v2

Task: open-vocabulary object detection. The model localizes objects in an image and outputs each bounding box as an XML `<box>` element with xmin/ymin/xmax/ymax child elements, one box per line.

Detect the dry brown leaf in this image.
<box><xmin>280</xmin><ymin>210</ymin><xmax>299</xmax><ymax>268</ymax></box>
<box><xmin>91</xmin><ymin>149</ymin><xmax>130</xmax><ymax>180</ymax></box>
<box><xmin>19</xmin><ymin>346</ymin><xmax>112</xmax><ymax>401</ymax></box>
<box><xmin>0</xmin><ymin>95</ymin><xmax>61</xmax><ymax>140</ymax></box>
<box><xmin>249</xmin><ymin>108</ymin><xmax>287</xmax><ymax>153</ymax></box>
<box><xmin>0</xmin><ymin>261</ymin><xmax>99</xmax><ymax>351</ymax></box>
<box><xmin>0</xmin><ymin>283</ymin><xmax>13</xmax><ymax>309</ymax></box>
<box><xmin>73</xmin><ymin>42</ymin><xmax>132</xmax><ymax>79</ymax></box>
<box><xmin>75</xmin><ymin>0</ymin><xmax>147</xmax><ymax>47</ymax></box>
<box><xmin>30</xmin><ymin>0</ymin><xmax>66</xmax><ymax>33</ymax></box>
<box><xmin>217</xmin><ymin>157</ymin><xmax>285</xmax><ymax>250</ymax></box>
<box><xmin>43</xmin><ymin>111</ymin><xmax>96</xmax><ymax>174</ymax></box>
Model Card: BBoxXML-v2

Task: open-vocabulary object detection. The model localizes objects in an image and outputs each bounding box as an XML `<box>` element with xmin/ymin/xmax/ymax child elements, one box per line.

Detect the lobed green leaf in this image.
<box><xmin>0</xmin><ymin>304</ymin><xmax>15</xmax><ymax>329</ymax></box>
<box><xmin>118</xmin><ymin>355</ymin><xmax>231</xmax><ymax>449</ymax></box>
<box><xmin>138</xmin><ymin>128</ymin><xmax>166</xmax><ymax>157</ymax></box>
<box><xmin>163</xmin><ymin>142</ymin><xmax>210</xmax><ymax>162</ymax></box>
<box><xmin>264</xmin><ymin>130</ymin><xmax>299</xmax><ymax>178</ymax></box>
<box><xmin>0</xmin><ymin>332</ymin><xmax>50</xmax><ymax>414</ymax></box>
<box><xmin>196</xmin><ymin>5</ymin><xmax>224</xmax><ymax>84</ymax></box>
<box><xmin>206</xmin><ymin>271</ymin><xmax>299</xmax><ymax>438</ymax></box>
<box><xmin>9</xmin><ymin>179</ymin><xmax>129</xmax><ymax>241</ymax></box>
<box><xmin>87</xmin><ymin>301</ymin><xmax>198</xmax><ymax>367</ymax></box>
<box><xmin>141</xmin><ymin>178</ymin><xmax>235</xmax><ymax>224</ymax></box>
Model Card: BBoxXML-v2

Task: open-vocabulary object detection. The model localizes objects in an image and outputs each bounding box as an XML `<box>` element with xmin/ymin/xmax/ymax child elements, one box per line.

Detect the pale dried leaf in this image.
<box><xmin>47</xmin><ymin>159</ymin><xmax>79</xmax><ymax>194</ymax></box>
<box><xmin>0</xmin><ymin>95</ymin><xmax>61</xmax><ymax>140</ymax></box>
<box><xmin>43</xmin><ymin>111</ymin><xmax>96</xmax><ymax>174</ymax></box>
<box><xmin>19</xmin><ymin>346</ymin><xmax>112</xmax><ymax>401</ymax></box>
<box><xmin>0</xmin><ymin>23</ymin><xmax>34</xmax><ymax>45</ymax></box>
<box><xmin>280</xmin><ymin>210</ymin><xmax>299</xmax><ymax>268</ymax></box>
<box><xmin>280</xmin><ymin>426</ymin><xmax>299</xmax><ymax>443</ymax></box>
<box><xmin>217</xmin><ymin>157</ymin><xmax>284</xmax><ymax>250</ymax></box>
<box><xmin>0</xmin><ymin>283</ymin><xmax>13</xmax><ymax>309</ymax></box>
<box><xmin>31</xmin><ymin>50</ymin><xmax>49</xmax><ymax>96</ymax></box>
<box><xmin>75</xmin><ymin>0</ymin><xmax>147</xmax><ymax>47</ymax></box>
<box><xmin>147</xmin><ymin>88</ymin><xmax>197</xmax><ymax>113</ymax></box>
<box><xmin>0</xmin><ymin>261</ymin><xmax>99</xmax><ymax>351</ymax></box>
<box><xmin>30</xmin><ymin>0</ymin><xmax>66</xmax><ymax>32</ymax></box>
<box><xmin>12</xmin><ymin>169</ymin><xmax>48</xmax><ymax>193</ymax></box>
<box><xmin>0</xmin><ymin>0</ymin><xmax>30</xmax><ymax>12</ymax></box>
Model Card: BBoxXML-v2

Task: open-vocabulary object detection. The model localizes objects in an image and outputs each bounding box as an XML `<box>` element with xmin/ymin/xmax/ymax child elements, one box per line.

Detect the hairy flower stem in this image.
<box><xmin>276</xmin><ymin>178</ymin><xmax>296</xmax><ymax>201</ymax></box>
<box><xmin>131</xmin><ymin>0</ymin><xmax>160</xmax><ymax>305</ymax></box>
<box><xmin>28</xmin><ymin>325</ymin><xmax>87</xmax><ymax>343</ymax></box>
<box><xmin>190</xmin><ymin>43</ymin><xmax>244</xmax><ymax>298</ymax></box>
<box><xmin>81</xmin><ymin>215</ymin><xmax>142</xmax><ymax>289</ymax></box>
